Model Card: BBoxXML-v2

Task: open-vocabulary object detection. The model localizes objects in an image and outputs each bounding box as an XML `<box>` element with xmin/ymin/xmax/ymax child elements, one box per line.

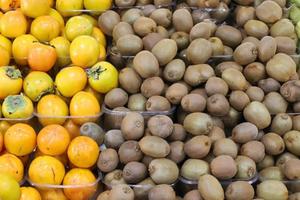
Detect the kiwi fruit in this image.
<box><xmin>243</xmin><ymin>62</ymin><xmax>266</xmax><ymax>84</ymax></box>
<box><xmin>156</xmin><ymin>26</ymin><xmax>169</xmax><ymax>38</ymax></box>
<box><xmin>263</xmin><ymin>92</ymin><xmax>288</xmax><ymax>114</ymax></box>
<box><xmin>258</xmin><ymin>78</ymin><xmax>281</xmax><ymax>93</ymax></box>
<box><xmin>275</xmin><ymin>36</ymin><xmax>297</xmax><ymax>54</ymax></box>
<box><xmin>243</xmin><ymin>101</ymin><xmax>271</xmax><ymax>129</ymax></box>
<box><xmin>256</xmin><ymin>180</ymin><xmax>288</xmax><ymax>200</ymax></box>
<box><xmin>280</xmin><ymin>80</ymin><xmax>300</xmax><ymax>102</ymax></box>
<box><xmin>240</xmin><ymin>141</ymin><xmax>265</xmax><ymax>163</ymax></box>
<box><xmin>163</xmin><ymin>59</ymin><xmax>186</xmax><ymax>82</ymax></box>
<box><xmin>190</xmin><ymin>88</ymin><xmax>208</xmax><ymax>99</ymax></box>
<box><xmin>276</xmin><ymin>152</ymin><xmax>298</xmax><ymax>171</ymax></box>
<box><xmin>140</xmin><ymin>77</ymin><xmax>164</xmax><ymax>98</ymax></box>
<box><xmin>229</xmin><ymin>91</ymin><xmax>250</xmax><ymax>111</ymax></box>
<box><xmin>211</xmin><ymin>155</ymin><xmax>237</xmax><ymax>179</ymax></box>
<box><xmin>148</xmin><ymin>184</ymin><xmax>176</xmax><ymax>200</ymax></box>
<box><xmin>149</xmin><ymin>158</ymin><xmax>179</xmax><ymax>184</ymax></box>
<box><xmin>258</xmin><ymin>36</ymin><xmax>277</xmax><ymax>62</ymax></box>
<box><xmin>123</xmin><ymin>161</ymin><xmax>147</xmax><ymax>184</ymax></box>
<box><xmin>98</xmin><ymin>10</ymin><xmax>120</xmax><ymax>36</ymax></box>
<box><xmin>208</xmin><ymin>126</ymin><xmax>226</xmax><ymax>143</ymax></box>
<box><xmin>211</xmin><ymin>2</ymin><xmax>230</xmax><ymax>22</ymax></box>
<box><xmin>97</xmin><ymin>148</ymin><xmax>119</xmax><ymax>173</ymax></box>
<box><xmin>207</xmin><ymin>94</ymin><xmax>230</xmax><ymax>117</ymax></box>
<box><xmin>205</xmin><ymin>77</ymin><xmax>229</xmax><ymax>96</ymax></box>
<box><xmin>154</xmin><ymin>0</ymin><xmax>172</xmax><ymax>6</ymax></box>
<box><xmin>104</xmin><ymin>88</ymin><xmax>128</xmax><ymax>109</ymax></box>
<box><xmin>242</xmin><ymin>36</ymin><xmax>260</xmax><ymax>47</ymax></box>
<box><xmin>184</xmin><ymin>135</ymin><xmax>211</xmax><ymax>158</ymax></box>
<box><xmin>133</xmin><ymin>178</ymin><xmax>155</xmax><ymax>200</ymax></box>
<box><xmin>246</xmin><ymin>86</ymin><xmax>264</xmax><ymax>102</ymax></box>
<box><xmin>266</xmin><ymin>53</ymin><xmax>297</xmax><ymax>82</ymax></box>
<box><xmin>133</xmin><ymin>50</ymin><xmax>159</xmax><ymax>79</ymax></box>
<box><xmin>184</xmin><ymin>64</ymin><xmax>215</xmax><ymax>87</ymax></box>
<box><xmin>165</xmin><ymin>83</ymin><xmax>188</xmax><ymax>105</ymax></box>
<box><xmin>112</xmin><ymin>22</ymin><xmax>134</xmax><ymax>41</ymax></box>
<box><xmin>168</xmin><ymin>124</ymin><xmax>187</xmax><ymax>142</ymax></box>
<box><xmin>215</xmin><ymin>61</ymin><xmax>243</xmax><ymax>76</ymax></box>
<box><xmin>198</xmin><ymin>174</ymin><xmax>225</xmax><ymax>200</ymax></box>
<box><xmin>191</xmin><ymin>10</ymin><xmax>211</xmax><ymax>24</ymax></box>
<box><xmin>118</xmin><ymin>141</ymin><xmax>143</xmax><ymax>164</ymax></box>
<box><xmin>235</xmin><ymin>155</ymin><xmax>257</xmax><ymax>179</ymax></box>
<box><xmin>115</xmin><ymin>0</ymin><xmax>136</xmax><ymax>7</ymax></box>
<box><xmin>294</xmin><ymin>102</ymin><xmax>300</xmax><ymax>113</ymax></box>
<box><xmin>133</xmin><ymin>17</ymin><xmax>157</xmax><ymax>37</ymax></box>
<box><xmin>293</xmin><ymin>115</ymin><xmax>300</xmax><ymax>131</ymax></box>
<box><xmin>197</xmin><ymin>0</ymin><xmax>220</xmax><ymax>8</ymax></box>
<box><xmin>104</xmin><ymin>130</ymin><xmax>125</xmax><ymax>149</ymax></box>
<box><xmin>283</xmin><ymin>159</ymin><xmax>300</xmax><ymax>180</ymax></box>
<box><xmin>180</xmin><ymin>159</ymin><xmax>210</xmax><ymax>180</ymax></box>
<box><xmin>121</xmin><ymin>112</ymin><xmax>144</xmax><ymax>140</ymax></box>
<box><xmin>270</xmin><ymin>19</ymin><xmax>295</xmax><ymax>37</ymax></box>
<box><xmin>171</xmin><ymin>32</ymin><xmax>190</xmax><ymax>50</ymax></box>
<box><xmin>289</xmin><ymin>193</ymin><xmax>300</xmax><ymax>200</ymax></box>
<box><xmin>187</xmin><ymin>39</ymin><xmax>213</xmax><ymax>64</ymax></box>
<box><xmin>224</xmin><ymin>45</ymin><xmax>234</xmax><ymax>55</ymax></box>
<box><xmin>148</xmin><ymin>115</ymin><xmax>173</xmax><ymax>138</ymax></box>
<box><xmin>121</xmin><ymin>8</ymin><xmax>144</xmax><ymax>25</ymax></box>
<box><xmin>104</xmin><ymin>107</ymin><xmax>130</xmax><ymax>129</ymax></box>
<box><xmin>172</xmin><ymin>8</ymin><xmax>193</xmax><ymax>33</ymax></box>
<box><xmin>97</xmin><ymin>191</ymin><xmax>110</xmax><ymax>200</ymax></box>
<box><xmin>213</xmin><ymin>138</ymin><xmax>238</xmax><ymax>158</ymax></box>
<box><xmin>117</xmin><ymin>34</ymin><xmax>143</xmax><ymax>56</ymax></box>
<box><xmin>146</xmin><ymin>95</ymin><xmax>171</xmax><ymax>111</ymax></box>
<box><xmin>233</xmin><ymin>0</ymin><xmax>253</xmax><ymax>5</ymax></box>
<box><xmin>222</xmin><ymin>68</ymin><xmax>248</xmax><ymax>91</ymax></box>
<box><xmin>257</xmin><ymin>155</ymin><xmax>275</xmax><ymax>171</ymax></box>
<box><xmin>225</xmin><ymin>181</ymin><xmax>255</xmax><ymax>200</ymax></box>
<box><xmin>256</xmin><ymin>0</ymin><xmax>282</xmax><ymax>23</ymax></box>
<box><xmin>119</xmin><ymin>67</ymin><xmax>142</xmax><ymax>94</ymax></box>
<box><xmin>235</xmin><ymin>6</ymin><xmax>255</xmax><ymax>26</ymax></box>
<box><xmin>284</xmin><ymin>130</ymin><xmax>300</xmax><ymax>156</ymax></box>
<box><xmin>149</xmin><ymin>8</ymin><xmax>172</xmax><ymax>28</ymax></box>
<box><xmin>142</xmin><ymin>33</ymin><xmax>163</xmax><ymax>51</ymax></box>
<box><xmin>104</xmin><ymin>170</ymin><xmax>126</xmax><ymax>187</ymax></box>
<box><xmin>232</xmin><ymin>122</ymin><xmax>258</xmax><ymax>144</ymax></box>
<box><xmin>128</xmin><ymin>94</ymin><xmax>147</xmax><ymax>111</ymax></box>
<box><xmin>190</xmin><ymin>22</ymin><xmax>213</xmax><ymax>41</ymax></box>
<box><xmin>215</xmin><ymin>25</ymin><xmax>242</xmax><ymax>47</ymax></box>
<box><xmin>181</xmin><ymin>94</ymin><xmax>206</xmax><ymax>113</ymax></box>
<box><xmin>233</xmin><ymin>42</ymin><xmax>258</xmax><ymax>65</ymax></box>
<box><xmin>168</xmin><ymin>141</ymin><xmax>186</xmax><ymax>164</ymax></box>
<box><xmin>183</xmin><ymin>190</ymin><xmax>202</xmax><ymax>200</ymax></box>
<box><xmin>109</xmin><ymin>184</ymin><xmax>134</xmax><ymax>200</ymax></box>
<box><xmin>183</xmin><ymin>112</ymin><xmax>213</xmax><ymax>135</ymax></box>
<box><xmin>261</xmin><ymin>133</ymin><xmax>285</xmax><ymax>155</ymax></box>
<box><xmin>139</xmin><ymin>136</ymin><xmax>170</xmax><ymax>158</ymax></box>
<box><xmin>244</xmin><ymin>20</ymin><xmax>269</xmax><ymax>39</ymax></box>
<box><xmin>209</xmin><ymin>37</ymin><xmax>225</xmax><ymax>56</ymax></box>
<box><xmin>151</xmin><ymin>39</ymin><xmax>178</xmax><ymax>66</ymax></box>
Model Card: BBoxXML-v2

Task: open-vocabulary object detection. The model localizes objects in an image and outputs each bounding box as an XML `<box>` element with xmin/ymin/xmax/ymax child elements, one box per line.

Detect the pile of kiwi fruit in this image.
<box><xmin>95</xmin><ymin>0</ymin><xmax>300</xmax><ymax>199</ymax></box>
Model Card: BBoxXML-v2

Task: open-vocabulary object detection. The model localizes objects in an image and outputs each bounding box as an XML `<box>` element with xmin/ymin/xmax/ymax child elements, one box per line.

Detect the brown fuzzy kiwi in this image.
<box><xmin>156</xmin><ymin>26</ymin><xmax>169</xmax><ymax>38</ymax></box>
<box><xmin>263</xmin><ymin>92</ymin><xmax>288</xmax><ymax>114</ymax></box>
<box><xmin>121</xmin><ymin>8</ymin><xmax>144</xmax><ymax>25</ymax></box>
<box><xmin>271</xmin><ymin>113</ymin><xmax>292</xmax><ymax>136</ymax></box>
<box><xmin>224</xmin><ymin>45</ymin><xmax>233</xmax><ymax>55</ymax></box>
<box><xmin>184</xmin><ymin>64</ymin><xmax>215</xmax><ymax>86</ymax></box>
<box><xmin>172</xmin><ymin>8</ymin><xmax>193</xmax><ymax>33</ymax></box>
<box><xmin>242</xmin><ymin>36</ymin><xmax>260</xmax><ymax>47</ymax></box>
<box><xmin>104</xmin><ymin>88</ymin><xmax>128</xmax><ymax>109</ymax></box>
<box><xmin>233</xmin><ymin>42</ymin><xmax>258</xmax><ymax>65</ymax></box>
<box><xmin>181</xmin><ymin>94</ymin><xmax>206</xmax><ymax>113</ymax></box>
<box><xmin>146</xmin><ymin>96</ymin><xmax>171</xmax><ymax>111</ymax></box>
<box><xmin>211</xmin><ymin>155</ymin><xmax>237</xmax><ymax>179</ymax></box>
<box><xmin>276</xmin><ymin>152</ymin><xmax>298</xmax><ymax>172</ymax></box>
<box><xmin>232</xmin><ymin>122</ymin><xmax>258</xmax><ymax>144</ymax></box>
<box><xmin>289</xmin><ymin>193</ymin><xmax>300</xmax><ymax>200</ymax></box>
<box><xmin>119</xmin><ymin>67</ymin><xmax>142</xmax><ymax>94</ymax></box>
<box><xmin>207</xmin><ymin>94</ymin><xmax>230</xmax><ymax>117</ymax></box>
<box><xmin>258</xmin><ymin>36</ymin><xmax>277</xmax><ymax>62</ymax></box>
<box><xmin>152</xmin><ymin>39</ymin><xmax>178</xmax><ymax>66</ymax></box>
<box><xmin>142</xmin><ymin>33</ymin><xmax>163</xmax><ymax>51</ymax></box>
<box><xmin>115</xmin><ymin>0</ymin><xmax>136</xmax><ymax>7</ymax></box>
<box><xmin>256</xmin><ymin>0</ymin><xmax>282</xmax><ymax>24</ymax></box>
<box><xmin>235</xmin><ymin>6</ymin><xmax>255</xmax><ymax>26</ymax></box>
<box><xmin>257</xmin><ymin>155</ymin><xmax>275</xmax><ymax>171</ymax></box>
<box><xmin>243</xmin><ymin>62</ymin><xmax>266</xmax><ymax>84</ymax></box>
<box><xmin>104</xmin><ymin>170</ymin><xmax>126</xmax><ymax>187</ymax></box>
<box><xmin>121</xmin><ymin>112</ymin><xmax>144</xmax><ymax>140</ymax></box>
<box><xmin>240</xmin><ymin>141</ymin><xmax>265</xmax><ymax>163</ymax></box>
<box><xmin>229</xmin><ymin>91</ymin><xmax>250</xmax><ymax>111</ymax></box>
<box><xmin>256</xmin><ymin>180</ymin><xmax>288</xmax><ymax>200</ymax></box>
<box><xmin>104</xmin><ymin>130</ymin><xmax>125</xmax><ymax>149</ymax></box>
<box><xmin>270</xmin><ymin>19</ymin><xmax>295</xmax><ymax>37</ymax></box>
<box><xmin>197</xmin><ymin>0</ymin><xmax>220</xmax><ymax>8</ymax></box>
<box><xmin>123</xmin><ymin>161</ymin><xmax>147</xmax><ymax>184</ymax></box>
<box><xmin>168</xmin><ymin>124</ymin><xmax>187</xmax><ymax>141</ymax></box>
<box><xmin>117</xmin><ymin>34</ymin><xmax>143</xmax><ymax>56</ymax></box>
<box><xmin>233</xmin><ymin>0</ymin><xmax>253</xmax><ymax>5</ymax></box>
<box><xmin>141</xmin><ymin>76</ymin><xmax>164</xmax><ymax>98</ymax></box>
<box><xmin>112</xmin><ymin>22</ymin><xmax>134</xmax><ymax>42</ymax></box>
<box><xmin>246</xmin><ymin>86</ymin><xmax>264</xmax><ymax>102</ymax></box>
<box><xmin>168</xmin><ymin>141</ymin><xmax>186</xmax><ymax>164</ymax></box>
<box><xmin>209</xmin><ymin>37</ymin><xmax>225</xmax><ymax>56</ymax></box>
<box><xmin>149</xmin><ymin>8</ymin><xmax>172</xmax><ymax>28</ymax></box>
<box><xmin>190</xmin><ymin>88</ymin><xmax>208</xmax><ymax>99</ymax></box>
<box><xmin>186</xmin><ymin>39</ymin><xmax>213</xmax><ymax>64</ymax></box>
<box><xmin>98</xmin><ymin>10</ymin><xmax>120</xmax><ymax>36</ymax></box>
<box><xmin>284</xmin><ymin>158</ymin><xmax>300</xmax><ymax>180</ymax></box>
<box><xmin>275</xmin><ymin>36</ymin><xmax>297</xmax><ymax>54</ymax></box>
<box><xmin>266</xmin><ymin>53</ymin><xmax>297</xmax><ymax>82</ymax></box>
<box><xmin>165</xmin><ymin>83</ymin><xmax>189</xmax><ymax>105</ymax></box>
<box><xmin>183</xmin><ymin>190</ymin><xmax>202</xmax><ymax>200</ymax></box>
<box><xmin>163</xmin><ymin>59</ymin><xmax>186</xmax><ymax>82</ymax></box>
<box><xmin>280</xmin><ymin>80</ymin><xmax>300</xmax><ymax>102</ymax></box>
<box><xmin>133</xmin><ymin>178</ymin><xmax>155</xmax><ymax>199</ymax></box>
<box><xmin>284</xmin><ymin>130</ymin><xmax>300</xmax><ymax>156</ymax></box>
<box><xmin>211</xmin><ymin>117</ymin><xmax>225</xmax><ymax>129</ymax></box>
<box><xmin>205</xmin><ymin>77</ymin><xmax>229</xmax><ymax>96</ymax></box>
<box><xmin>235</xmin><ymin>156</ymin><xmax>257</xmax><ymax>179</ymax></box>
<box><xmin>118</xmin><ymin>141</ymin><xmax>143</xmax><ymax>164</ymax></box>
<box><xmin>198</xmin><ymin>174</ymin><xmax>225</xmax><ymax>200</ymax></box>
<box><xmin>191</xmin><ymin>9</ymin><xmax>211</xmax><ymax>24</ymax></box>
<box><xmin>272</xmin><ymin>0</ymin><xmax>286</xmax><ymax>7</ymax></box>
<box><xmin>258</xmin><ymin>78</ymin><xmax>281</xmax><ymax>93</ymax></box>
<box><xmin>215</xmin><ymin>25</ymin><xmax>242</xmax><ymax>47</ymax></box>
<box><xmin>149</xmin><ymin>158</ymin><xmax>179</xmax><ymax>184</ymax></box>
<box><xmin>225</xmin><ymin>181</ymin><xmax>255</xmax><ymax>200</ymax></box>
<box><xmin>181</xmin><ymin>159</ymin><xmax>210</xmax><ymax>180</ymax></box>
<box><xmin>259</xmin><ymin>166</ymin><xmax>284</xmax><ymax>181</ymax></box>
<box><xmin>171</xmin><ymin>32</ymin><xmax>190</xmax><ymax>50</ymax></box>
<box><xmin>215</xmin><ymin>61</ymin><xmax>243</xmax><ymax>76</ymax></box>
<box><xmin>109</xmin><ymin>184</ymin><xmax>134</xmax><ymax>200</ymax></box>
<box><xmin>148</xmin><ymin>184</ymin><xmax>176</xmax><ymax>200</ymax></box>
<box><xmin>128</xmin><ymin>93</ymin><xmax>147</xmax><ymax>111</ymax></box>
<box><xmin>211</xmin><ymin>2</ymin><xmax>230</xmax><ymax>22</ymax></box>
<box><xmin>183</xmin><ymin>112</ymin><xmax>213</xmax><ymax>135</ymax></box>
<box><xmin>141</xmin><ymin>4</ymin><xmax>156</xmax><ymax>14</ymax></box>
<box><xmin>293</xmin><ymin>115</ymin><xmax>300</xmax><ymax>131</ymax></box>
<box><xmin>213</xmin><ymin>138</ymin><xmax>238</xmax><ymax>158</ymax></box>
<box><xmin>184</xmin><ymin>135</ymin><xmax>211</xmax><ymax>158</ymax></box>
<box><xmin>243</xmin><ymin>101</ymin><xmax>271</xmax><ymax>129</ymax></box>
<box><xmin>133</xmin><ymin>50</ymin><xmax>160</xmax><ymax>79</ymax></box>
<box><xmin>139</xmin><ymin>136</ymin><xmax>170</xmax><ymax>158</ymax></box>
<box><xmin>147</xmin><ymin>115</ymin><xmax>174</xmax><ymax>138</ymax></box>
<box><xmin>97</xmin><ymin>191</ymin><xmax>110</xmax><ymax>200</ymax></box>
<box><xmin>222</xmin><ymin>68</ymin><xmax>248</xmax><ymax>91</ymax></box>
<box><xmin>244</xmin><ymin>20</ymin><xmax>269</xmax><ymax>39</ymax></box>
<box><xmin>262</xmin><ymin>132</ymin><xmax>285</xmax><ymax>155</ymax></box>
<box><xmin>154</xmin><ymin>0</ymin><xmax>172</xmax><ymax>6</ymax></box>
<box><xmin>208</xmin><ymin>126</ymin><xmax>225</xmax><ymax>143</ymax></box>
<box><xmin>104</xmin><ymin>107</ymin><xmax>130</xmax><ymax>129</ymax></box>
<box><xmin>133</xmin><ymin>17</ymin><xmax>157</xmax><ymax>37</ymax></box>
<box><xmin>97</xmin><ymin>148</ymin><xmax>119</xmax><ymax>173</ymax></box>
<box><xmin>190</xmin><ymin>22</ymin><xmax>213</xmax><ymax>41</ymax></box>
<box><xmin>221</xmin><ymin>107</ymin><xmax>242</xmax><ymax>128</ymax></box>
